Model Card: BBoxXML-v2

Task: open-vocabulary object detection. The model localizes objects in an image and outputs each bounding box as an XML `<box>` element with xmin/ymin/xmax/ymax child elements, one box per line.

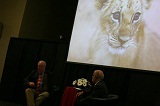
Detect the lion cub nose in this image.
<box><xmin>118</xmin><ymin>36</ymin><xmax>130</xmax><ymax>46</ymax></box>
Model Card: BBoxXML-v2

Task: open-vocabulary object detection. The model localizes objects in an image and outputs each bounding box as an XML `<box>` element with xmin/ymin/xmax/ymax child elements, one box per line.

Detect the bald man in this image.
<box><xmin>75</xmin><ymin>70</ymin><xmax>108</xmax><ymax>106</ymax></box>
<box><xmin>24</xmin><ymin>60</ymin><xmax>49</xmax><ymax>106</ymax></box>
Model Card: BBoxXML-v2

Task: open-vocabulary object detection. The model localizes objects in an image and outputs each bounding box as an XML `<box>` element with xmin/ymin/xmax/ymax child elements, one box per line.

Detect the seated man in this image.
<box><xmin>75</xmin><ymin>70</ymin><xmax>108</xmax><ymax>106</ymax></box>
<box><xmin>24</xmin><ymin>60</ymin><xmax>49</xmax><ymax>106</ymax></box>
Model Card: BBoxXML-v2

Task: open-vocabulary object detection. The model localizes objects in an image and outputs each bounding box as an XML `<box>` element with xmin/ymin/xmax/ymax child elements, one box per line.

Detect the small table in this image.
<box><xmin>60</xmin><ymin>86</ymin><xmax>78</xmax><ymax>106</ymax></box>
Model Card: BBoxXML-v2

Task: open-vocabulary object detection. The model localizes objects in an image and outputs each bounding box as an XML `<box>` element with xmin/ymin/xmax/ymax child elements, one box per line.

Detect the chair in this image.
<box><xmin>40</xmin><ymin>85</ymin><xmax>59</xmax><ymax>106</ymax></box>
<box><xmin>40</xmin><ymin>72</ymin><xmax>60</xmax><ymax>106</ymax></box>
<box><xmin>90</xmin><ymin>94</ymin><xmax>119</xmax><ymax>106</ymax></box>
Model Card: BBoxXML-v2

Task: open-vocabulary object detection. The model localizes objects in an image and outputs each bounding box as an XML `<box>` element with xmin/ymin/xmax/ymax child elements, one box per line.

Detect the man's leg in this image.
<box><xmin>25</xmin><ymin>88</ymin><xmax>36</xmax><ymax>106</ymax></box>
<box><xmin>35</xmin><ymin>91</ymin><xmax>49</xmax><ymax>106</ymax></box>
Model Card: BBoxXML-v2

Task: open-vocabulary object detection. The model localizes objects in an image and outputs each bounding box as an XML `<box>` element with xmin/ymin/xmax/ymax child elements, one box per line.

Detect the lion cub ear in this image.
<box><xmin>95</xmin><ymin>0</ymin><xmax>112</xmax><ymax>10</ymax></box>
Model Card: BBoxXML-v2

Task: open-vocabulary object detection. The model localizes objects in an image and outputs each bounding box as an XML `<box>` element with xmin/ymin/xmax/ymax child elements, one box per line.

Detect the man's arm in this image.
<box><xmin>23</xmin><ymin>70</ymin><xmax>36</xmax><ymax>87</ymax></box>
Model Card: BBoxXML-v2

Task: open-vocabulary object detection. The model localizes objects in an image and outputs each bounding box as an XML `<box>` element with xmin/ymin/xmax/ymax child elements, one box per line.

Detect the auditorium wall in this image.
<box><xmin>0</xmin><ymin>0</ymin><xmax>27</xmax><ymax>81</ymax></box>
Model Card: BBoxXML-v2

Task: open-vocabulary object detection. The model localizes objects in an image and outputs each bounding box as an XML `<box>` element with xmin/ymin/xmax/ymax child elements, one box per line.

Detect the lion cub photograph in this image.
<box><xmin>89</xmin><ymin>0</ymin><xmax>160</xmax><ymax>71</ymax></box>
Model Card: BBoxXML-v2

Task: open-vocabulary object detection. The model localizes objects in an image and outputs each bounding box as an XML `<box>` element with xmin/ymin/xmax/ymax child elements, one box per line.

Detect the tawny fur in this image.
<box><xmin>89</xmin><ymin>0</ymin><xmax>160</xmax><ymax>71</ymax></box>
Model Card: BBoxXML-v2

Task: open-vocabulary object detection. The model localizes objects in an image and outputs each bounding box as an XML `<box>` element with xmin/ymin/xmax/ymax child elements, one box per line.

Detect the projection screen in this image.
<box><xmin>67</xmin><ymin>0</ymin><xmax>160</xmax><ymax>72</ymax></box>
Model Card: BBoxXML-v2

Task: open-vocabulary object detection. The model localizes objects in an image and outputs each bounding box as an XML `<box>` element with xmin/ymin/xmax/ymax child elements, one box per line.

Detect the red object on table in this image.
<box><xmin>60</xmin><ymin>86</ymin><xmax>78</xmax><ymax>106</ymax></box>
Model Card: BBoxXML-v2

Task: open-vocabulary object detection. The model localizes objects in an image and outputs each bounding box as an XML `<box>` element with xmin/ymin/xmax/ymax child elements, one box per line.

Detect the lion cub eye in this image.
<box><xmin>133</xmin><ymin>12</ymin><xmax>141</xmax><ymax>21</ymax></box>
<box><xmin>112</xmin><ymin>12</ymin><xmax>120</xmax><ymax>22</ymax></box>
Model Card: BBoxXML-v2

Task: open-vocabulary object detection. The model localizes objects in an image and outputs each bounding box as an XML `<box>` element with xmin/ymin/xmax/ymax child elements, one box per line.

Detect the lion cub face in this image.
<box><xmin>93</xmin><ymin>0</ymin><xmax>151</xmax><ymax>54</ymax></box>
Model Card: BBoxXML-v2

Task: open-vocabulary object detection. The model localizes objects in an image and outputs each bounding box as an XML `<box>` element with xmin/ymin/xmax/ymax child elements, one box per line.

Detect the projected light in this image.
<box><xmin>67</xmin><ymin>0</ymin><xmax>160</xmax><ymax>72</ymax></box>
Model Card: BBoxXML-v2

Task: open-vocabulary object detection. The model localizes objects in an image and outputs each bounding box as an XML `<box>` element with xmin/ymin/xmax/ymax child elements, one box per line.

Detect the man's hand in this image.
<box><xmin>76</xmin><ymin>91</ymin><xmax>83</xmax><ymax>97</ymax></box>
<box><xmin>28</xmin><ymin>82</ymin><xmax>35</xmax><ymax>87</ymax></box>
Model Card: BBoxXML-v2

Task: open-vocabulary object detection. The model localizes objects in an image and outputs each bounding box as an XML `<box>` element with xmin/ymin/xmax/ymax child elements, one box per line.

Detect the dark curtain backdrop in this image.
<box><xmin>1</xmin><ymin>37</ymin><xmax>160</xmax><ymax>106</ymax></box>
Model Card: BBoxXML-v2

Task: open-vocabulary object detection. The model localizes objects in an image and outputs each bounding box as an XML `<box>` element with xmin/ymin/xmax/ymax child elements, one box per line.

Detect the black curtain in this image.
<box><xmin>1</xmin><ymin>37</ymin><xmax>160</xmax><ymax>106</ymax></box>
<box><xmin>0</xmin><ymin>37</ymin><xmax>69</xmax><ymax>105</ymax></box>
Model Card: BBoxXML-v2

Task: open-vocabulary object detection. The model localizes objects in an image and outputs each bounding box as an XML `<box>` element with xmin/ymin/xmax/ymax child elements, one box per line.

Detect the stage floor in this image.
<box><xmin>0</xmin><ymin>101</ymin><xmax>25</xmax><ymax>106</ymax></box>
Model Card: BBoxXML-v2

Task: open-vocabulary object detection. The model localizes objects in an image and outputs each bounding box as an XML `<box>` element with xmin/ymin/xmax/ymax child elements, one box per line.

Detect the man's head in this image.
<box><xmin>37</xmin><ymin>60</ymin><xmax>46</xmax><ymax>74</ymax></box>
<box><xmin>92</xmin><ymin>70</ymin><xmax>104</xmax><ymax>84</ymax></box>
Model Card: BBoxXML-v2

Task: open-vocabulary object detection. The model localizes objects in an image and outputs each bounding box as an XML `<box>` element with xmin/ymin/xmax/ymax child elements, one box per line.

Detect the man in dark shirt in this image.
<box><xmin>75</xmin><ymin>70</ymin><xmax>108</xmax><ymax>106</ymax></box>
<box><xmin>24</xmin><ymin>60</ymin><xmax>49</xmax><ymax>106</ymax></box>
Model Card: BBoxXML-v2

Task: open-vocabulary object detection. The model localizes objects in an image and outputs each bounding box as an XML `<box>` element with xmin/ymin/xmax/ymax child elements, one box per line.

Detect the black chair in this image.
<box><xmin>40</xmin><ymin>72</ymin><xmax>60</xmax><ymax>106</ymax></box>
<box><xmin>40</xmin><ymin>85</ymin><xmax>59</xmax><ymax>106</ymax></box>
<box><xmin>90</xmin><ymin>94</ymin><xmax>119</xmax><ymax>106</ymax></box>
